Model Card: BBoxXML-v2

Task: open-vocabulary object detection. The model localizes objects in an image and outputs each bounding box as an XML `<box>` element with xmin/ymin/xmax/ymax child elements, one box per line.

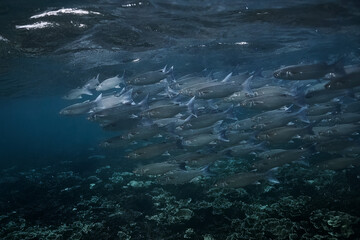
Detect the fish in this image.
<box><xmin>88</xmin><ymin>93</ymin><xmax>147</xmax><ymax>123</ymax></box>
<box><xmin>62</xmin><ymin>87</ymin><xmax>93</xmax><ymax>100</ymax></box>
<box><xmin>307</xmin><ymin>103</ymin><xmax>340</xmax><ymax>116</ymax></box>
<box><xmin>257</xmin><ymin>124</ymin><xmax>313</xmax><ymax>144</ymax></box>
<box><xmin>90</xmin><ymin>89</ymin><xmax>134</xmax><ymax>112</ymax></box>
<box><xmin>182</xmin><ymin>131</ymin><xmax>228</xmax><ymax>148</ymax></box>
<box><xmin>316</xmin><ymin>157</ymin><xmax>360</xmax><ymax>170</ymax></box>
<box><xmin>127</xmin><ymin>66</ymin><xmax>173</xmax><ymax>86</ymax></box>
<box><xmin>180</xmin><ymin>106</ymin><xmax>235</xmax><ymax>130</ymax></box>
<box><xmin>184</xmin><ymin>153</ymin><xmax>220</xmax><ymax>168</ymax></box>
<box><xmin>238</xmin><ymin>91</ymin><xmax>298</xmax><ymax>110</ymax></box>
<box><xmin>99</xmin><ymin>135</ymin><xmax>137</xmax><ymax>148</ymax></box>
<box><xmin>224</xmin><ymin>85</ymin><xmax>291</xmax><ymax>103</ymax></box>
<box><xmin>312</xmin><ymin>123</ymin><xmax>360</xmax><ymax>137</ymax></box>
<box><xmin>273</xmin><ymin>61</ymin><xmax>343</xmax><ymax>80</ymax></box>
<box><xmin>126</xmin><ymin>142</ymin><xmax>178</xmax><ymax>160</ymax></box>
<box><xmin>304</xmin><ymin>88</ymin><xmax>350</xmax><ymax>105</ymax></box>
<box><xmin>193</xmin><ymin>74</ymin><xmax>253</xmax><ymax>99</ymax></box>
<box><xmin>59</xmin><ymin>94</ymin><xmax>102</xmax><ymax>115</ymax></box>
<box><xmin>83</xmin><ymin>74</ymin><xmax>100</xmax><ymax>90</ymax></box>
<box><xmin>325</xmin><ymin>70</ymin><xmax>360</xmax><ymax>90</ymax></box>
<box><xmin>252</xmin><ymin>106</ymin><xmax>309</xmax><ymax>130</ymax></box>
<box><xmin>214</xmin><ymin>168</ymin><xmax>279</xmax><ymax>188</ymax></box>
<box><xmin>153</xmin><ymin>115</ymin><xmax>193</xmax><ymax>128</ymax></box>
<box><xmin>140</xmin><ymin>97</ymin><xmax>195</xmax><ymax>119</ymax></box>
<box><xmin>176</xmin><ymin>120</ymin><xmax>223</xmax><ymax>138</ymax></box>
<box><xmin>252</xmin><ymin>148</ymin><xmax>312</xmax><ymax>172</ymax></box>
<box><xmin>221</xmin><ymin>142</ymin><xmax>266</xmax><ymax>157</ymax></box>
<box><xmin>157</xmin><ymin>167</ymin><xmax>208</xmax><ymax>185</ymax></box>
<box><xmin>96</xmin><ymin>74</ymin><xmax>125</xmax><ymax>91</ymax></box>
<box><xmin>133</xmin><ymin>162</ymin><xmax>185</xmax><ymax>175</ymax></box>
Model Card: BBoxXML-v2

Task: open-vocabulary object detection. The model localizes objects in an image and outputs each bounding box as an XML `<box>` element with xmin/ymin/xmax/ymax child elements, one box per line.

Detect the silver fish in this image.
<box><xmin>157</xmin><ymin>167</ymin><xmax>207</xmax><ymax>185</ymax></box>
<box><xmin>182</xmin><ymin>132</ymin><xmax>228</xmax><ymax>148</ymax></box>
<box><xmin>96</xmin><ymin>74</ymin><xmax>125</xmax><ymax>91</ymax></box>
<box><xmin>133</xmin><ymin>162</ymin><xmax>184</xmax><ymax>175</ymax></box>
<box><xmin>127</xmin><ymin>66</ymin><xmax>173</xmax><ymax>86</ymax></box>
<box><xmin>257</xmin><ymin>125</ymin><xmax>313</xmax><ymax>144</ymax></box>
<box><xmin>316</xmin><ymin>157</ymin><xmax>360</xmax><ymax>170</ymax></box>
<box><xmin>126</xmin><ymin>142</ymin><xmax>177</xmax><ymax>160</ymax></box>
<box><xmin>59</xmin><ymin>94</ymin><xmax>101</xmax><ymax>115</ymax></box>
<box><xmin>140</xmin><ymin>97</ymin><xmax>195</xmax><ymax>119</ymax></box>
<box><xmin>273</xmin><ymin>61</ymin><xmax>343</xmax><ymax>80</ymax></box>
<box><xmin>194</xmin><ymin>75</ymin><xmax>252</xmax><ymax>99</ymax></box>
<box><xmin>252</xmin><ymin>148</ymin><xmax>311</xmax><ymax>172</ymax></box>
<box><xmin>62</xmin><ymin>87</ymin><xmax>93</xmax><ymax>100</ymax></box>
<box><xmin>214</xmin><ymin>168</ymin><xmax>278</xmax><ymax>188</ymax></box>
<box><xmin>83</xmin><ymin>74</ymin><xmax>100</xmax><ymax>90</ymax></box>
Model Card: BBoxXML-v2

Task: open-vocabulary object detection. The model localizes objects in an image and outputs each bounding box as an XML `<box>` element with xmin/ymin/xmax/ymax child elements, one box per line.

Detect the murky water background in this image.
<box><xmin>1</xmin><ymin>0</ymin><xmax>360</xmax><ymax>239</ymax></box>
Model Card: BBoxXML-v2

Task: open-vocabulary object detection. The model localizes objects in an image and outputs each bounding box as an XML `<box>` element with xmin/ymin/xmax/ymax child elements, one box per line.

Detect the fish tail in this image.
<box><xmin>221</xmin><ymin>72</ymin><xmax>233</xmax><ymax>83</ymax></box>
<box><xmin>217</xmin><ymin>130</ymin><xmax>229</xmax><ymax>142</ymax></box>
<box><xmin>330</xmin><ymin>56</ymin><xmax>346</xmax><ymax>75</ymax></box>
<box><xmin>186</xmin><ymin>96</ymin><xmax>196</xmax><ymax>115</ymax></box>
<box><xmin>265</xmin><ymin>167</ymin><xmax>280</xmax><ymax>184</ymax></box>
<box><xmin>241</xmin><ymin>75</ymin><xmax>254</xmax><ymax>96</ymax></box>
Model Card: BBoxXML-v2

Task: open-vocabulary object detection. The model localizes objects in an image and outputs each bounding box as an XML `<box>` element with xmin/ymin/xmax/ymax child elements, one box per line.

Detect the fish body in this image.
<box><xmin>215</xmin><ymin>168</ymin><xmax>278</xmax><ymax>188</ymax></box>
<box><xmin>239</xmin><ymin>93</ymin><xmax>295</xmax><ymax>110</ymax></box>
<box><xmin>257</xmin><ymin>125</ymin><xmax>313</xmax><ymax>144</ymax></box>
<box><xmin>252</xmin><ymin>107</ymin><xmax>308</xmax><ymax>130</ymax></box>
<box><xmin>158</xmin><ymin>168</ymin><xmax>206</xmax><ymax>185</ymax></box>
<box><xmin>312</xmin><ymin>123</ymin><xmax>360</xmax><ymax>137</ymax></box>
<box><xmin>83</xmin><ymin>74</ymin><xmax>100</xmax><ymax>90</ymax></box>
<box><xmin>221</xmin><ymin>142</ymin><xmax>265</xmax><ymax>157</ymax></box>
<box><xmin>59</xmin><ymin>100</ymin><xmax>95</xmax><ymax>115</ymax></box>
<box><xmin>96</xmin><ymin>75</ymin><xmax>124</xmax><ymax>91</ymax></box>
<box><xmin>325</xmin><ymin>71</ymin><xmax>360</xmax><ymax>90</ymax></box>
<box><xmin>91</xmin><ymin>89</ymin><xmax>133</xmax><ymax>112</ymax></box>
<box><xmin>133</xmin><ymin>162</ymin><xmax>182</xmax><ymax>175</ymax></box>
<box><xmin>273</xmin><ymin>62</ymin><xmax>342</xmax><ymax>80</ymax></box>
<box><xmin>127</xmin><ymin>142</ymin><xmax>176</xmax><ymax>160</ymax></box>
<box><xmin>182</xmin><ymin>132</ymin><xmax>228</xmax><ymax>148</ymax></box>
<box><xmin>181</xmin><ymin>107</ymin><xmax>234</xmax><ymax>130</ymax></box>
<box><xmin>127</xmin><ymin>66</ymin><xmax>172</xmax><ymax>85</ymax></box>
<box><xmin>252</xmin><ymin>148</ymin><xmax>311</xmax><ymax>171</ymax></box>
<box><xmin>62</xmin><ymin>87</ymin><xmax>93</xmax><ymax>100</ymax></box>
<box><xmin>316</xmin><ymin>157</ymin><xmax>360</xmax><ymax>170</ymax></box>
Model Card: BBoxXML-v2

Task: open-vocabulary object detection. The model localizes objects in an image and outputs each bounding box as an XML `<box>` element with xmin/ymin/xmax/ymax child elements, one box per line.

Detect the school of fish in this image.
<box><xmin>60</xmin><ymin>60</ymin><xmax>360</xmax><ymax>188</ymax></box>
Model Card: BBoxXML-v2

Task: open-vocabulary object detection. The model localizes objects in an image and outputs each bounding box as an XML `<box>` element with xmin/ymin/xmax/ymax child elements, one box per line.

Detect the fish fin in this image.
<box><xmin>121</xmin><ymin>89</ymin><xmax>134</xmax><ymax>103</ymax></box>
<box><xmin>161</xmin><ymin>65</ymin><xmax>167</xmax><ymax>73</ymax></box>
<box><xmin>295</xmin><ymin>159</ymin><xmax>310</xmax><ymax>167</ymax></box>
<box><xmin>166</xmin><ymin>83</ymin><xmax>179</xmax><ymax>98</ymax></box>
<box><xmin>296</xmin><ymin>106</ymin><xmax>310</xmax><ymax>123</ymax></box>
<box><xmin>217</xmin><ymin>130</ymin><xmax>229</xmax><ymax>142</ymax></box>
<box><xmin>183</xmin><ymin>114</ymin><xmax>194</xmax><ymax>124</ymax></box>
<box><xmin>212</xmin><ymin>120</ymin><xmax>224</xmax><ymax>134</ymax></box>
<box><xmin>138</xmin><ymin>94</ymin><xmax>149</xmax><ymax>110</ymax></box>
<box><xmin>207</xmin><ymin>99</ymin><xmax>219</xmax><ymax>110</ymax></box>
<box><xmin>265</xmin><ymin>167</ymin><xmax>280</xmax><ymax>184</ymax></box>
<box><xmin>186</xmin><ymin>96</ymin><xmax>196</xmax><ymax>115</ymax></box>
<box><xmin>166</xmin><ymin>66</ymin><xmax>174</xmax><ymax>74</ymax></box>
<box><xmin>221</xmin><ymin>72</ymin><xmax>233</xmax><ymax>83</ymax></box>
<box><xmin>330</xmin><ymin>57</ymin><xmax>346</xmax><ymax>76</ymax></box>
<box><xmin>162</xmin><ymin>151</ymin><xmax>171</xmax><ymax>156</ymax></box>
<box><xmin>178</xmin><ymin>162</ymin><xmax>186</xmax><ymax>170</ymax></box>
<box><xmin>94</xmin><ymin>93</ymin><xmax>102</xmax><ymax>102</ymax></box>
<box><xmin>241</xmin><ymin>76</ymin><xmax>254</xmax><ymax>96</ymax></box>
<box><xmin>224</xmin><ymin>104</ymin><xmax>237</xmax><ymax>120</ymax></box>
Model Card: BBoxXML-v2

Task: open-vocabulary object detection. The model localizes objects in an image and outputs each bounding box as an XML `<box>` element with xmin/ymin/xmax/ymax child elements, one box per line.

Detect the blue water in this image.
<box><xmin>1</xmin><ymin>0</ymin><xmax>360</xmax><ymax>239</ymax></box>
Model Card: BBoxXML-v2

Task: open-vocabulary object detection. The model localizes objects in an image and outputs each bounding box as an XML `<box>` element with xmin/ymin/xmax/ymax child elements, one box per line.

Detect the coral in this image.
<box><xmin>310</xmin><ymin>209</ymin><xmax>359</xmax><ymax>238</ymax></box>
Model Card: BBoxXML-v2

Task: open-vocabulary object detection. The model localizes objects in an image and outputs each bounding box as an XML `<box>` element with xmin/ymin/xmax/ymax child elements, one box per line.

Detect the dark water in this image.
<box><xmin>1</xmin><ymin>0</ymin><xmax>360</xmax><ymax>239</ymax></box>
